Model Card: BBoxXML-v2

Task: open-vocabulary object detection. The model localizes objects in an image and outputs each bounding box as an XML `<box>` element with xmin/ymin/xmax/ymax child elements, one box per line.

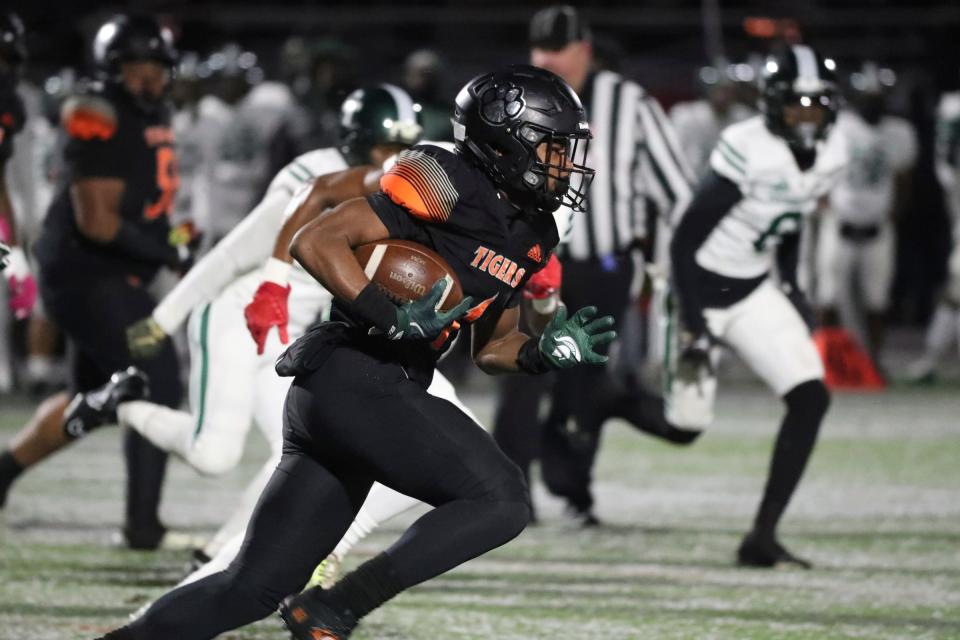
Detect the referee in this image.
<box><xmin>494</xmin><ymin>5</ymin><xmax>698</xmax><ymax>525</ymax></box>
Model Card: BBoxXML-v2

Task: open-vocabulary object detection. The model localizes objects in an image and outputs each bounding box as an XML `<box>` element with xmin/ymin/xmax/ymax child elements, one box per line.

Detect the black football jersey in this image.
<box><xmin>34</xmin><ymin>84</ymin><xmax>178</xmax><ymax>283</ymax></box>
<box><xmin>327</xmin><ymin>144</ymin><xmax>560</xmax><ymax>384</ymax></box>
<box><xmin>0</xmin><ymin>86</ymin><xmax>25</xmax><ymax>164</ymax></box>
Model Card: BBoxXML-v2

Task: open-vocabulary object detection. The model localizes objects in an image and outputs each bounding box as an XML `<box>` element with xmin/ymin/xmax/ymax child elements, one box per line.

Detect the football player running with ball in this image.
<box><xmin>101</xmin><ymin>66</ymin><xmax>614</xmax><ymax>639</ymax></box>
<box><xmin>670</xmin><ymin>45</ymin><xmax>847</xmax><ymax>568</ymax></box>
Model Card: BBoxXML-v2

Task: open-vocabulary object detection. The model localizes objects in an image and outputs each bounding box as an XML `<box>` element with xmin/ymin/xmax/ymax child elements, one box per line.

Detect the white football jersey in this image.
<box><xmin>669</xmin><ymin>99</ymin><xmax>755</xmax><ymax>180</ymax></box>
<box><xmin>152</xmin><ymin>147</ymin><xmax>348</xmax><ymax>333</ymax></box>
<box><xmin>828</xmin><ymin>110</ymin><xmax>916</xmax><ymax>226</ymax></box>
<box><xmin>696</xmin><ymin>115</ymin><xmax>848</xmax><ymax>279</ymax></box>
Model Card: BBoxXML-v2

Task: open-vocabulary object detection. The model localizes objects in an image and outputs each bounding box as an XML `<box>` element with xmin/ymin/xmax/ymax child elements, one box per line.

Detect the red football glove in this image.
<box><xmin>244</xmin><ymin>281</ymin><xmax>291</xmax><ymax>355</ymax></box>
<box><xmin>523</xmin><ymin>253</ymin><xmax>562</xmax><ymax>300</ymax></box>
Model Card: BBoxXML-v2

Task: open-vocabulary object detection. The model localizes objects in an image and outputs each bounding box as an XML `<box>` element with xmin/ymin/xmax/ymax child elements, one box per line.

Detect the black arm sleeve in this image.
<box><xmin>775</xmin><ymin>232</ymin><xmax>801</xmax><ymax>291</ymax></box>
<box><xmin>669</xmin><ymin>170</ymin><xmax>743</xmax><ymax>334</ymax></box>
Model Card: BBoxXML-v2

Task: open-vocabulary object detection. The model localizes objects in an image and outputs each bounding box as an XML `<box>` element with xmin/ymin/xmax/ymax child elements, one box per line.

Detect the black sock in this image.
<box><xmin>753</xmin><ymin>380</ymin><xmax>830</xmax><ymax>538</ymax></box>
<box><xmin>0</xmin><ymin>449</ymin><xmax>25</xmax><ymax>507</ymax></box>
<box><xmin>122</xmin><ymin>429</ymin><xmax>168</xmax><ymax>543</ymax></box>
<box><xmin>326</xmin><ymin>552</ymin><xmax>404</xmax><ymax>621</ymax></box>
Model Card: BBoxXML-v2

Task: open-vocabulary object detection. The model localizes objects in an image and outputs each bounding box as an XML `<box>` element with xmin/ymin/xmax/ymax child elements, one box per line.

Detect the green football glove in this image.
<box><xmin>538</xmin><ymin>304</ymin><xmax>617</xmax><ymax>369</ymax></box>
<box><xmin>127</xmin><ymin>317</ymin><xmax>168</xmax><ymax>359</ymax></box>
<box><xmin>388</xmin><ymin>279</ymin><xmax>474</xmax><ymax>341</ymax></box>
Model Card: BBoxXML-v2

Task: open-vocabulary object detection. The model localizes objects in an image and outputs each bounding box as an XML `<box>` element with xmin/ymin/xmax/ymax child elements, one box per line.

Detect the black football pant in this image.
<box><xmin>125</xmin><ymin>345</ymin><xmax>530</xmax><ymax>639</ymax></box>
<box><xmin>491</xmin><ymin>372</ymin><xmax>554</xmax><ymax>509</ymax></box>
<box><xmin>40</xmin><ymin>273</ymin><xmax>181</xmax><ymax>541</ymax></box>
<box><xmin>541</xmin><ymin>256</ymin><xmax>636</xmax><ymax>511</ymax></box>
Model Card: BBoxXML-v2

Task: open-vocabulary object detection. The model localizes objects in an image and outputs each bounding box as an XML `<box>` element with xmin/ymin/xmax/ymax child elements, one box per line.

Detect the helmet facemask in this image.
<box><xmin>515</xmin><ymin>122</ymin><xmax>594</xmax><ymax>213</ymax></box>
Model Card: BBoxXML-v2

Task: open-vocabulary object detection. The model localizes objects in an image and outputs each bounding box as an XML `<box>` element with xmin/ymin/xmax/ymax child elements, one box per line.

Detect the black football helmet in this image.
<box><xmin>761</xmin><ymin>45</ymin><xmax>839</xmax><ymax>152</ymax></box>
<box><xmin>0</xmin><ymin>12</ymin><xmax>27</xmax><ymax>88</ymax></box>
<box><xmin>453</xmin><ymin>64</ymin><xmax>594</xmax><ymax>214</ymax></box>
<box><xmin>339</xmin><ymin>84</ymin><xmax>423</xmax><ymax>166</ymax></box>
<box><xmin>92</xmin><ymin>14</ymin><xmax>177</xmax><ymax>111</ymax></box>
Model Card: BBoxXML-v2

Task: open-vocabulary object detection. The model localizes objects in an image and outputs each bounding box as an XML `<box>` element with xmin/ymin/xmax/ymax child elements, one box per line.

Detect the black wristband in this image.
<box><xmin>350</xmin><ymin>282</ymin><xmax>399</xmax><ymax>332</ymax></box>
<box><xmin>516</xmin><ymin>336</ymin><xmax>551</xmax><ymax>374</ymax></box>
<box><xmin>112</xmin><ymin>221</ymin><xmax>179</xmax><ymax>267</ymax></box>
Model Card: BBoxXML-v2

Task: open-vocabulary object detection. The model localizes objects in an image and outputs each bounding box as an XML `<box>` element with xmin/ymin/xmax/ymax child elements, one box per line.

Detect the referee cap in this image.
<box><xmin>529</xmin><ymin>5</ymin><xmax>591</xmax><ymax>50</ymax></box>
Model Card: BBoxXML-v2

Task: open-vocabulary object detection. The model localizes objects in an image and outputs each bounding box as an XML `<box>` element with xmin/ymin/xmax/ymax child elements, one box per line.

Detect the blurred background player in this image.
<box><xmin>670</xmin><ymin>45</ymin><xmax>845</xmax><ymax>567</ymax></box>
<box><xmin>9</xmin><ymin>67</ymin><xmax>76</xmax><ymax>397</ymax></box>
<box><xmin>401</xmin><ymin>49</ymin><xmax>453</xmax><ymax>142</ymax></box>
<box><xmin>0</xmin><ymin>14</ymin><xmax>189</xmax><ymax>549</ymax></box>
<box><xmin>189</xmin><ymin>43</ymin><xmax>268</xmax><ymax>249</ymax></box>
<box><xmin>908</xmin><ymin>83</ymin><xmax>960</xmax><ymax>381</ymax></box>
<box><xmin>264</xmin><ymin>36</ymin><xmax>358</xmax><ymax>185</ymax></box>
<box><xmin>816</xmin><ymin>61</ymin><xmax>917</xmax><ymax>366</ymax></box>
<box><xmin>66</xmin><ymin>84</ymin><xmax>426</xmax><ymax>579</ymax></box>
<box><xmin>670</xmin><ymin>60</ymin><xmax>756</xmax><ymax>180</ymax></box>
<box><xmin>504</xmin><ymin>4</ymin><xmax>697</xmax><ymax>526</ymax></box>
<box><xmin>0</xmin><ymin>11</ymin><xmax>36</xmax><ymax>393</ymax></box>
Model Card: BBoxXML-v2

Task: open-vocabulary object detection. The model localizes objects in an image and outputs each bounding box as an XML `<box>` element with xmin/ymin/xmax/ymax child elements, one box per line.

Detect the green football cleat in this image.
<box><xmin>305</xmin><ymin>554</ymin><xmax>342</xmax><ymax>590</ymax></box>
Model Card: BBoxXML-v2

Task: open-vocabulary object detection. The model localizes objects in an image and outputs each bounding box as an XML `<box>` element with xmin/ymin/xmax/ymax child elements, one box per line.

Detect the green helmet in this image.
<box><xmin>339</xmin><ymin>83</ymin><xmax>423</xmax><ymax>165</ymax></box>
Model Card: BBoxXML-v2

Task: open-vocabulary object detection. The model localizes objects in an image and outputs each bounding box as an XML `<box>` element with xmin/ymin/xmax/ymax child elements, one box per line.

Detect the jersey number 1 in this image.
<box><xmin>144</xmin><ymin>146</ymin><xmax>179</xmax><ymax>220</ymax></box>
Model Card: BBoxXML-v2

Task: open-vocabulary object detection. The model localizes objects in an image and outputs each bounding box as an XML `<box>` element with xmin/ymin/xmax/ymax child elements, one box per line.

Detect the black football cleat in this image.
<box><xmin>563</xmin><ymin>502</ymin><xmax>602</xmax><ymax>528</ymax></box>
<box><xmin>62</xmin><ymin>367</ymin><xmax>149</xmax><ymax>439</ymax></box>
<box><xmin>639</xmin><ymin>420</ymin><xmax>703</xmax><ymax>446</ymax></box>
<box><xmin>279</xmin><ymin>588</ymin><xmax>357</xmax><ymax>640</ymax></box>
<box><xmin>737</xmin><ymin>531</ymin><xmax>813</xmax><ymax>569</ymax></box>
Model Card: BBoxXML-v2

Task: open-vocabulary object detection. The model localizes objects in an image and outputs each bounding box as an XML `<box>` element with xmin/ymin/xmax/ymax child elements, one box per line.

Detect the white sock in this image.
<box><xmin>331</xmin><ymin>483</ymin><xmax>422</xmax><ymax>561</ymax></box>
<box><xmin>180</xmin><ymin>533</ymin><xmax>244</xmax><ymax>587</ymax></box>
<box><xmin>117</xmin><ymin>400</ymin><xmax>195</xmax><ymax>459</ymax></box>
<box><xmin>25</xmin><ymin>355</ymin><xmax>54</xmax><ymax>382</ymax></box>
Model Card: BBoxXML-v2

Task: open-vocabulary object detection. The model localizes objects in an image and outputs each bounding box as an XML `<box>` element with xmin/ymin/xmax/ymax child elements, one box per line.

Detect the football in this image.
<box><xmin>354</xmin><ymin>239</ymin><xmax>464</xmax><ymax>312</ymax></box>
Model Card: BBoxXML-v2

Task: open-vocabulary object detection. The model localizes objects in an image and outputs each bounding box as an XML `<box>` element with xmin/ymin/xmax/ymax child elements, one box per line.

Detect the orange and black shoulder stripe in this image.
<box><xmin>61</xmin><ymin>95</ymin><xmax>118</xmax><ymax>141</ymax></box>
<box><xmin>380</xmin><ymin>149</ymin><xmax>459</xmax><ymax>223</ymax></box>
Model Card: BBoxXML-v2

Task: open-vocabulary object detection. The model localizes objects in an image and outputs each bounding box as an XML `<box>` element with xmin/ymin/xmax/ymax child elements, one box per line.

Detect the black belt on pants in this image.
<box><xmin>839</xmin><ymin>222</ymin><xmax>881</xmax><ymax>241</ymax></box>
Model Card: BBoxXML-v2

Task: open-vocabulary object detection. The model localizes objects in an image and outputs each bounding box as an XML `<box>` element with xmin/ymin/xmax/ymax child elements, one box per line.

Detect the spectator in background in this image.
<box><xmin>264</xmin><ymin>36</ymin><xmax>357</xmax><ymax>185</ymax></box>
<box><xmin>402</xmin><ymin>49</ymin><xmax>452</xmax><ymax>141</ymax></box>
<box><xmin>670</xmin><ymin>61</ymin><xmax>755</xmax><ymax>180</ymax></box>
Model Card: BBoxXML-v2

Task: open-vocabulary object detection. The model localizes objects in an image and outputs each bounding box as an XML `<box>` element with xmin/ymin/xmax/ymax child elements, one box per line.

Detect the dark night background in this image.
<box><xmin>8</xmin><ymin>0</ymin><xmax>960</xmax><ymax>323</ymax></box>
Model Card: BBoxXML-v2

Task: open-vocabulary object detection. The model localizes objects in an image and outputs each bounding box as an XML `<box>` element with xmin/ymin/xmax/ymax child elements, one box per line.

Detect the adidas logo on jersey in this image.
<box><xmin>527</xmin><ymin>244</ymin><xmax>543</xmax><ymax>262</ymax></box>
<box><xmin>470</xmin><ymin>246</ymin><xmax>527</xmax><ymax>288</ymax></box>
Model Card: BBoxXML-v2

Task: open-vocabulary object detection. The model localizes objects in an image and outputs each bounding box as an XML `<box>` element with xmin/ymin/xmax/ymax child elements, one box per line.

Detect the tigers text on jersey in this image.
<box><xmin>324</xmin><ymin>143</ymin><xmax>559</xmax><ymax>383</ymax></box>
<box><xmin>828</xmin><ymin>110</ymin><xmax>916</xmax><ymax>226</ymax></box>
<box><xmin>34</xmin><ymin>84</ymin><xmax>177</xmax><ymax>283</ymax></box>
<box><xmin>697</xmin><ymin>115</ymin><xmax>848</xmax><ymax>279</ymax></box>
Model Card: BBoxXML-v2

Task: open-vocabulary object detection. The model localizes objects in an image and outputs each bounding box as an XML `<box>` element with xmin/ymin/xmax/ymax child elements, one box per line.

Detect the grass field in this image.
<box><xmin>1</xmin><ymin>381</ymin><xmax>959</xmax><ymax>639</ymax></box>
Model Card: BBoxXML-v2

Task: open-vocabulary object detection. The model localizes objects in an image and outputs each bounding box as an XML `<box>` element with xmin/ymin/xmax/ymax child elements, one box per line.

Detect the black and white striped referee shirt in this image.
<box><xmin>560</xmin><ymin>70</ymin><xmax>695</xmax><ymax>262</ymax></box>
